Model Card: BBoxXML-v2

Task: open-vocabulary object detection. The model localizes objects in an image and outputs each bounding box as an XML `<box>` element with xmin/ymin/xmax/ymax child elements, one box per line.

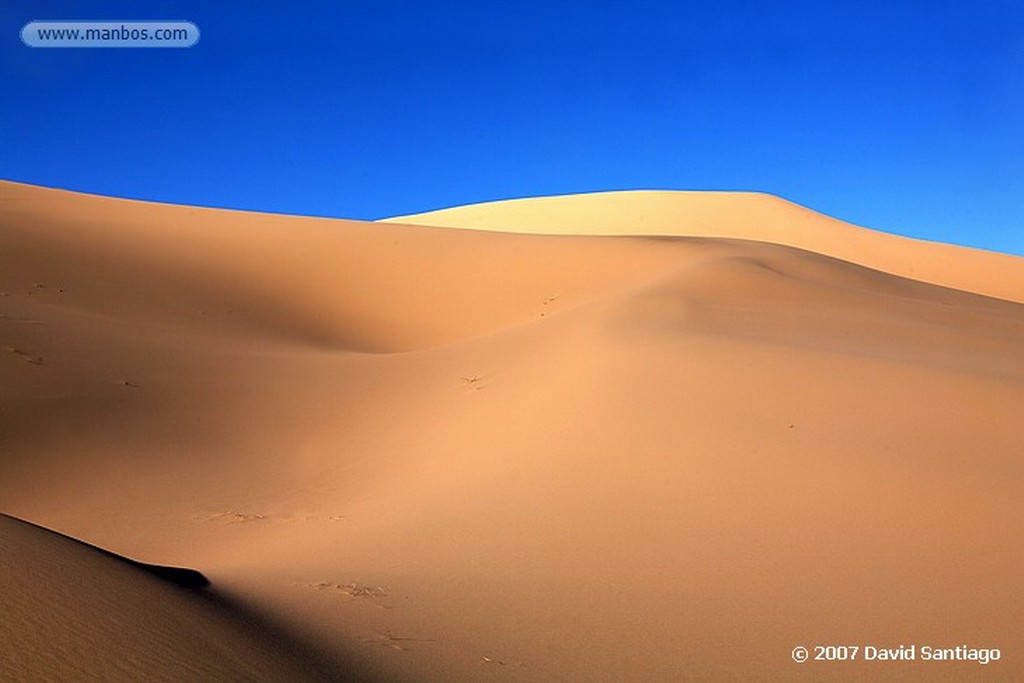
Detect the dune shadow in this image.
<box><xmin>194</xmin><ymin>586</ymin><xmax>390</xmax><ymax>683</ymax></box>
<box><xmin>1</xmin><ymin>512</ymin><xmax>396</xmax><ymax>682</ymax></box>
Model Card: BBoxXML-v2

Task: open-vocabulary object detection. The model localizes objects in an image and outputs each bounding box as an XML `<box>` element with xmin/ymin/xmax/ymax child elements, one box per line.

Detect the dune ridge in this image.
<box><xmin>2</xmin><ymin>180</ymin><xmax>1022</xmax><ymax>681</ymax></box>
<box><xmin>0</xmin><ymin>513</ymin><xmax>359</xmax><ymax>682</ymax></box>
<box><xmin>383</xmin><ymin>190</ymin><xmax>1024</xmax><ymax>305</ymax></box>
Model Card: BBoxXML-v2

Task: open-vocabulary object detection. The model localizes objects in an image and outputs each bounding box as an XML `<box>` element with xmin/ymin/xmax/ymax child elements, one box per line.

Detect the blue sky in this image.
<box><xmin>2</xmin><ymin>1</ymin><xmax>1022</xmax><ymax>254</ymax></box>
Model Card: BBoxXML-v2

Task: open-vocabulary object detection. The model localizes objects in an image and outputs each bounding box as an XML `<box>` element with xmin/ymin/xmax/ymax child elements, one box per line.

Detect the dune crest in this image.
<box><xmin>0</xmin><ymin>513</ymin><xmax>358</xmax><ymax>682</ymax></box>
<box><xmin>383</xmin><ymin>190</ymin><xmax>1024</xmax><ymax>304</ymax></box>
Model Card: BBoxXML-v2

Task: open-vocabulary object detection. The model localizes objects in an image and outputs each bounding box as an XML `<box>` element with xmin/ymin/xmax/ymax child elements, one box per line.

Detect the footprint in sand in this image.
<box><xmin>307</xmin><ymin>582</ymin><xmax>388</xmax><ymax>599</ymax></box>
<box><xmin>195</xmin><ymin>512</ymin><xmax>348</xmax><ymax>525</ymax></box>
<box><xmin>196</xmin><ymin>511</ymin><xmax>269</xmax><ymax>524</ymax></box>
<box><xmin>461</xmin><ymin>375</ymin><xmax>484</xmax><ymax>391</ymax></box>
<box><xmin>5</xmin><ymin>347</ymin><xmax>44</xmax><ymax>365</ymax></box>
<box><xmin>359</xmin><ymin>627</ymin><xmax>435</xmax><ymax>652</ymax></box>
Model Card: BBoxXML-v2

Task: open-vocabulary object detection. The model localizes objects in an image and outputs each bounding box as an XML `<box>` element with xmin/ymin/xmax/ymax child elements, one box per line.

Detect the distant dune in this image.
<box><xmin>2</xmin><ymin>180</ymin><xmax>1022</xmax><ymax>681</ymax></box>
<box><xmin>384</xmin><ymin>190</ymin><xmax>1024</xmax><ymax>304</ymax></box>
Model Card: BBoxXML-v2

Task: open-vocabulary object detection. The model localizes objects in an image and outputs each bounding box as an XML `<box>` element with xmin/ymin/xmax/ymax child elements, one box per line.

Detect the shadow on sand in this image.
<box><xmin>1</xmin><ymin>512</ymin><xmax>396</xmax><ymax>683</ymax></box>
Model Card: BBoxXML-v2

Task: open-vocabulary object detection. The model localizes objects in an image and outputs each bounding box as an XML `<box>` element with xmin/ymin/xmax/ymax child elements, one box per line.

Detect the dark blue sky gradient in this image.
<box><xmin>2</xmin><ymin>1</ymin><xmax>1022</xmax><ymax>254</ymax></box>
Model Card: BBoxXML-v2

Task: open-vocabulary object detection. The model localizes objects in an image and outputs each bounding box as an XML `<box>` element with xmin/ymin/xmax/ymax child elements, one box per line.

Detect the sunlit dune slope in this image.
<box><xmin>2</xmin><ymin>181</ymin><xmax>1022</xmax><ymax>682</ymax></box>
<box><xmin>383</xmin><ymin>190</ymin><xmax>1023</xmax><ymax>304</ymax></box>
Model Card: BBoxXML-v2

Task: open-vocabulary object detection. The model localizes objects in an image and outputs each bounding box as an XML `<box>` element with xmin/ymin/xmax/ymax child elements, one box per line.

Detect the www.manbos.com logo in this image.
<box><xmin>21</xmin><ymin>21</ymin><xmax>199</xmax><ymax>48</ymax></box>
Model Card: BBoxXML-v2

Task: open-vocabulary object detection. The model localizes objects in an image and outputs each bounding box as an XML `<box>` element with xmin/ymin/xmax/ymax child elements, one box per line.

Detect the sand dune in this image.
<box><xmin>2</xmin><ymin>180</ymin><xmax>1022</xmax><ymax>681</ymax></box>
<box><xmin>0</xmin><ymin>513</ymin><xmax>352</xmax><ymax>682</ymax></box>
<box><xmin>384</xmin><ymin>190</ymin><xmax>1024</xmax><ymax>304</ymax></box>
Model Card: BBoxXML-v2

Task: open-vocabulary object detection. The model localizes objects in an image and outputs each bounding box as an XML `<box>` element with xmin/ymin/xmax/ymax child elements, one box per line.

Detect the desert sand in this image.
<box><xmin>1</xmin><ymin>179</ymin><xmax>1022</xmax><ymax>681</ymax></box>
